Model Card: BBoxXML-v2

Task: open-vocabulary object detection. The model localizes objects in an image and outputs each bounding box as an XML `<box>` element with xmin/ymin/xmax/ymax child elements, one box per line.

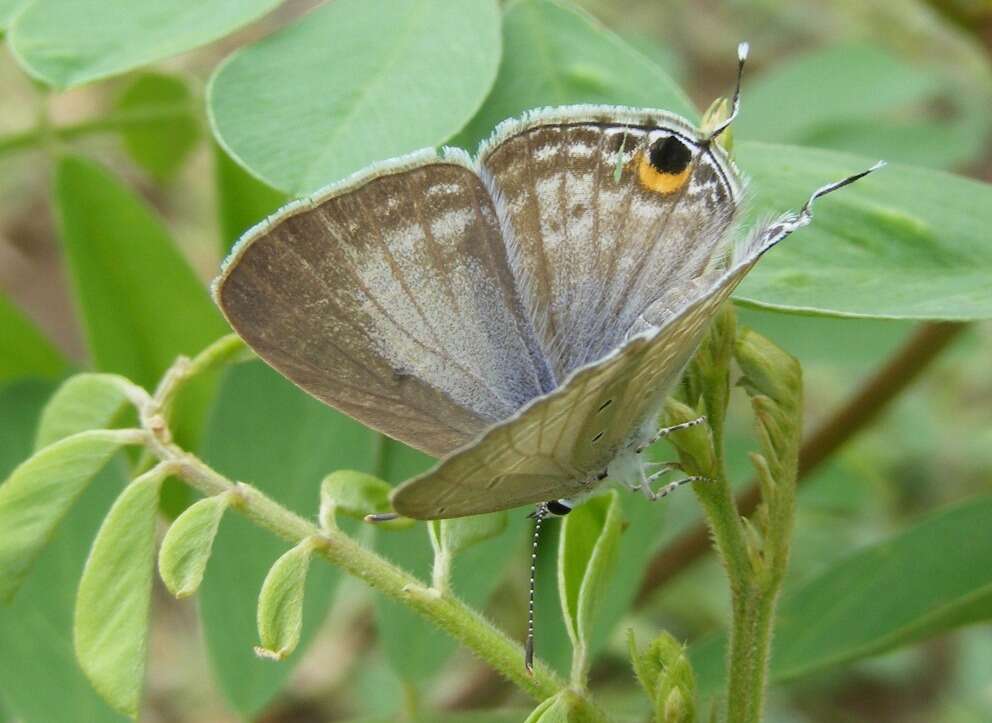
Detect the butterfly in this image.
<box><xmin>213</xmin><ymin>43</ymin><xmax>879</xmax><ymax>518</ymax></box>
<box><xmin>212</xmin><ymin>43</ymin><xmax>880</xmax><ymax>668</ymax></box>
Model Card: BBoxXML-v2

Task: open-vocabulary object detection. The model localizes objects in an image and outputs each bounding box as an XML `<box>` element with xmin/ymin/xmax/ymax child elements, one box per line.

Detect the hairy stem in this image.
<box><xmin>0</xmin><ymin>104</ymin><xmax>198</xmax><ymax>160</ymax></box>
<box><xmin>136</xmin><ymin>341</ymin><xmax>609</xmax><ymax>720</ymax></box>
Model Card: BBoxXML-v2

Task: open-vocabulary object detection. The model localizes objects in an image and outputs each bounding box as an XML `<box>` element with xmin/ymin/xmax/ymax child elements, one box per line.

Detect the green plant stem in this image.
<box><xmin>153</xmin><ymin>443</ymin><xmax>580</xmax><ymax>706</ymax></box>
<box><xmin>153</xmin><ymin>333</ymin><xmax>251</xmax><ymax>413</ymax></box>
<box><xmin>692</xmin><ymin>461</ymin><xmax>777</xmax><ymax>722</ymax></box>
<box><xmin>671</xmin><ymin>321</ymin><xmax>802</xmax><ymax>723</ymax></box>
<box><xmin>0</xmin><ymin>104</ymin><xmax>196</xmax><ymax>160</ymax></box>
<box><xmin>724</xmin><ymin>478</ymin><xmax>796</xmax><ymax>723</ymax></box>
<box><xmin>134</xmin><ymin>340</ymin><xmax>609</xmax><ymax>720</ymax></box>
<box><xmin>691</xmin><ymin>473</ymin><xmax>751</xmax><ymax>595</ymax></box>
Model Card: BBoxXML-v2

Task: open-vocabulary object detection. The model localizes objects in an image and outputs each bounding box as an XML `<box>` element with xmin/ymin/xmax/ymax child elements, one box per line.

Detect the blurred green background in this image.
<box><xmin>0</xmin><ymin>0</ymin><xmax>990</xmax><ymax>721</ymax></box>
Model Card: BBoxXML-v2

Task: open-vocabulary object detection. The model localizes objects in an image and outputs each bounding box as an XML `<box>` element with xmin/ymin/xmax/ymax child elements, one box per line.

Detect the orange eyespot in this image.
<box><xmin>636</xmin><ymin>135</ymin><xmax>693</xmax><ymax>195</ymax></box>
<box><xmin>637</xmin><ymin>150</ymin><xmax>692</xmax><ymax>195</ymax></box>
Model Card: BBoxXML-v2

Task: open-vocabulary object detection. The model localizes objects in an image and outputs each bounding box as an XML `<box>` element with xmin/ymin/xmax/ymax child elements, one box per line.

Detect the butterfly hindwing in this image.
<box><xmin>478</xmin><ymin>107</ymin><xmax>743</xmax><ymax>381</ymax></box>
<box><xmin>391</xmin><ymin>263</ymin><xmax>748</xmax><ymax>520</ymax></box>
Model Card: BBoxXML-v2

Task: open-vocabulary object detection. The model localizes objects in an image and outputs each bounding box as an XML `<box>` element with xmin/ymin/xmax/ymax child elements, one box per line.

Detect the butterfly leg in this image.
<box><xmin>631</xmin><ymin>461</ymin><xmax>681</xmax><ymax>490</ymax></box>
<box><xmin>639</xmin><ymin>463</ymin><xmax>710</xmax><ymax>502</ymax></box>
<box><xmin>635</xmin><ymin>416</ymin><xmax>706</xmax><ymax>454</ymax></box>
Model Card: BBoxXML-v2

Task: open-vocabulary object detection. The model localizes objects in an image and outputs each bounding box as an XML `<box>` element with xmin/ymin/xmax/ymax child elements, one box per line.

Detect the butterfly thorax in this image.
<box><xmin>605</xmin><ymin>444</ymin><xmax>651</xmax><ymax>490</ymax></box>
<box><xmin>551</xmin><ymin>418</ymin><xmax>660</xmax><ymax>512</ymax></box>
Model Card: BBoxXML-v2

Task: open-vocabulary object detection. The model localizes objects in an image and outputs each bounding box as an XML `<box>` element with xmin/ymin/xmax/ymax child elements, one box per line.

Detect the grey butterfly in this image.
<box><xmin>213</xmin><ymin>46</ymin><xmax>879</xmax><ymax>528</ymax></box>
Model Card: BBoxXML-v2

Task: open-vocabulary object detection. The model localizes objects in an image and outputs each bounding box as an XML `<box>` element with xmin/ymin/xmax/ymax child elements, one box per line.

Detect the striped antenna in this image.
<box><xmin>525</xmin><ymin>504</ymin><xmax>548</xmax><ymax>672</ymax></box>
<box><xmin>706</xmin><ymin>41</ymin><xmax>749</xmax><ymax>142</ymax></box>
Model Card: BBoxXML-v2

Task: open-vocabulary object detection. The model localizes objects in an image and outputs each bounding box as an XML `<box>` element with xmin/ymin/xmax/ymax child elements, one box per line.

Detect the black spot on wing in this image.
<box><xmin>649</xmin><ymin>135</ymin><xmax>691</xmax><ymax>175</ymax></box>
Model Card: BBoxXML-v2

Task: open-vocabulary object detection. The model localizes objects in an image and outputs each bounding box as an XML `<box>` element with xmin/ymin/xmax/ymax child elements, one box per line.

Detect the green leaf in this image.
<box><xmin>208</xmin><ymin>0</ymin><xmax>502</xmax><ymax>195</ymax></box>
<box><xmin>54</xmin><ymin>155</ymin><xmax>226</xmax><ymax>389</ymax></box>
<box><xmin>691</xmin><ymin>494</ymin><xmax>992</xmax><ymax>695</ymax></box>
<box><xmin>558</xmin><ymin>490</ymin><xmax>622</xmax><ymax>683</ymax></box>
<box><xmin>254</xmin><ymin>537</ymin><xmax>318</xmax><ymax>661</ymax></box>
<box><xmin>734</xmin><ymin>328</ymin><xmax>802</xmax><ymax>414</ymax></box>
<box><xmin>735</xmin><ymin>142</ymin><xmax>992</xmax><ymax>320</ymax></box>
<box><xmin>738</xmin><ymin>43</ymin><xmax>941</xmax><ymax>146</ymax></box>
<box><xmin>35</xmin><ymin>373</ymin><xmax>139</xmax><ymax>449</ymax></box>
<box><xmin>320</xmin><ymin>470</ymin><xmax>394</xmax><ymax>523</ymax></box>
<box><xmin>628</xmin><ymin>630</ymin><xmax>697</xmax><ymax>723</ymax></box>
<box><xmin>74</xmin><ymin>466</ymin><xmax>167</xmax><ymax>718</ymax></box>
<box><xmin>532</xmin><ymin>490</ymin><xmax>673</xmax><ymax>678</ymax></box>
<box><xmin>213</xmin><ymin>143</ymin><xmax>286</xmax><ymax>253</ymax></box>
<box><xmin>451</xmin><ymin>0</ymin><xmax>695</xmax><ymax>152</ymax></box>
<box><xmin>8</xmin><ymin>0</ymin><xmax>282</xmax><ymax>88</ymax></box>
<box><xmin>523</xmin><ymin>691</ymin><xmax>574</xmax><ymax>723</ymax></box>
<box><xmin>54</xmin><ymin>154</ymin><xmax>226</xmax><ymax>461</ymax></box>
<box><xmin>737</xmin><ymin>42</ymin><xmax>990</xmax><ymax>170</ymax></box>
<box><xmin>115</xmin><ymin>72</ymin><xmax>200</xmax><ymax>182</ymax></box>
<box><xmin>0</xmin><ymin>428</ymin><xmax>143</xmax><ymax>602</ymax></box>
<box><xmin>158</xmin><ymin>493</ymin><xmax>231</xmax><ymax>598</ymax></box>
<box><xmin>0</xmin><ymin>291</ymin><xmax>68</xmax><ymax>383</ymax></box>
<box><xmin>628</xmin><ymin>628</ymin><xmax>675</xmax><ymax>702</ymax></box>
<box><xmin>434</xmin><ymin>511</ymin><xmax>507</xmax><ymax>558</ymax></box>
<box><xmin>198</xmin><ymin>361</ymin><xmax>373</xmax><ymax>715</ymax></box>
<box><xmin>429</xmin><ymin>511</ymin><xmax>508</xmax><ymax>594</ymax></box>
<box><xmin>0</xmin><ymin>379</ymin><xmax>129</xmax><ymax>723</ymax></box>
<box><xmin>0</xmin><ymin>0</ymin><xmax>26</xmax><ymax>30</ymax></box>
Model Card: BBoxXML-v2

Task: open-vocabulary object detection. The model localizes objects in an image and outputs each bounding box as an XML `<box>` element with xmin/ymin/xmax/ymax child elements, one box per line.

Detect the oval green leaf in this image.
<box><xmin>738</xmin><ymin>43</ymin><xmax>940</xmax><ymax>145</ymax></box>
<box><xmin>320</xmin><ymin>470</ymin><xmax>393</xmax><ymax>522</ymax></box>
<box><xmin>254</xmin><ymin>537</ymin><xmax>318</xmax><ymax>661</ymax></box>
<box><xmin>0</xmin><ymin>0</ymin><xmax>25</xmax><ymax>31</ymax></box>
<box><xmin>558</xmin><ymin>490</ymin><xmax>622</xmax><ymax>683</ymax></box>
<box><xmin>737</xmin><ymin>142</ymin><xmax>992</xmax><ymax>320</ymax></box>
<box><xmin>0</xmin><ymin>428</ymin><xmax>142</xmax><ymax>602</ymax></box>
<box><xmin>523</xmin><ymin>691</ymin><xmax>573</xmax><ymax>723</ymax></box>
<box><xmin>54</xmin><ymin>155</ymin><xmax>227</xmax><ymax>390</ymax></box>
<box><xmin>452</xmin><ymin>0</ymin><xmax>695</xmax><ymax>151</ymax></box>
<box><xmin>691</xmin><ymin>494</ymin><xmax>992</xmax><ymax>695</ymax></box>
<box><xmin>737</xmin><ymin>42</ymin><xmax>989</xmax><ymax>170</ymax></box>
<box><xmin>35</xmin><ymin>373</ymin><xmax>140</xmax><ymax>450</ymax></box>
<box><xmin>8</xmin><ymin>0</ymin><xmax>281</xmax><ymax>88</ymax></box>
<box><xmin>74</xmin><ymin>467</ymin><xmax>166</xmax><ymax>718</ymax></box>
<box><xmin>0</xmin><ymin>292</ymin><xmax>68</xmax><ymax>384</ymax></box>
<box><xmin>208</xmin><ymin>0</ymin><xmax>502</xmax><ymax>195</ymax></box>
<box><xmin>437</xmin><ymin>511</ymin><xmax>508</xmax><ymax>558</ymax></box>
<box><xmin>115</xmin><ymin>72</ymin><xmax>200</xmax><ymax>182</ymax></box>
<box><xmin>0</xmin><ymin>380</ymin><xmax>129</xmax><ymax>723</ymax></box>
<box><xmin>158</xmin><ymin>493</ymin><xmax>232</xmax><ymax>598</ymax></box>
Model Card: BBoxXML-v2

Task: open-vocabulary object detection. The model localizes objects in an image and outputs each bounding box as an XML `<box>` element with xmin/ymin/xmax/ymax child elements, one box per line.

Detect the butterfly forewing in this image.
<box><xmin>214</xmin><ymin>150</ymin><xmax>552</xmax><ymax>458</ymax></box>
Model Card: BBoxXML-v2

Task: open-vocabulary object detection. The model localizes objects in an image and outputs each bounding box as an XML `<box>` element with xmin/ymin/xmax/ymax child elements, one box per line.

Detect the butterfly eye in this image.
<box><xmin>637</xmin><ymin>135</ymin><xmax>693</xmax><ymax>194</ymax></box>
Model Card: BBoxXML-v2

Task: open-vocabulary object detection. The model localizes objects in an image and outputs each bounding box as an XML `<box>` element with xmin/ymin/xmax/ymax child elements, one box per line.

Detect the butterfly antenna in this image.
<box><xmin>800</xmin><ymin>160</ymin><xmax>887</xmax><ymax>219</ymax></box>
<box><xmin>525</xmin><ymin>503</ymin><xmax>547</xmax><ymax>673</ymax></box>
<box><xmin>707</xmin><ymin>41</ymin><xmax>749</xmax><ymax>143</ymax></box>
